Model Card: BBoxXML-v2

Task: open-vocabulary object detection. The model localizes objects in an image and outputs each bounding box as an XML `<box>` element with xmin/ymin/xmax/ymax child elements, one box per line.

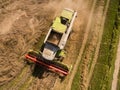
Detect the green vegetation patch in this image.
<box><xmin>117</xmin><ymin>2</ymin><xmax>120</xmax><ymax>90</ymax></box>
<box><xmin>89</xmin><ymin>0</ymin><xmax>120</xmax><ymax>90</ymax></box>
<box><xmin>71</xmin><ymin>62</ymin><xmax>81</xmax><ymax>90</ymax></box>
<box><xmin>89</xmin><ymin>64</ymin><xmax>109</xmax><ymax>90</ymax></box>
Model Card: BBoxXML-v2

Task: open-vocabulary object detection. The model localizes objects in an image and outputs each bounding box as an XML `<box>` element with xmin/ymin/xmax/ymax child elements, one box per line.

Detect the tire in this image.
<box><xmin>40</xmin><ymin>44</ymin><xmax>45</xmax><ymax>52</ymax></box>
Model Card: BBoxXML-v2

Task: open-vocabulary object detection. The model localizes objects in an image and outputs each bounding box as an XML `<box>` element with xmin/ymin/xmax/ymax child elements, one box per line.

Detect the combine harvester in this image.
<box><xmin>25</xmin><ymin>8</ymin><xmax>77</xmax><ymax>76</ymax></box>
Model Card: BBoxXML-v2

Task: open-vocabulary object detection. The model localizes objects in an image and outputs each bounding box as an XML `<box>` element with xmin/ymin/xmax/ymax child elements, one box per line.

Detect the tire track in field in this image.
<box><xmin>65</xmin><ymin>0</ymin><xmax>98</xmax><ymax>89</ymax></box>
<box><xmin>86</xmin><ymin>0</ymin><xmax>110</xmax><ymax>89</ymax></box>
<box><xmin>111</xmin><ymin>39</ymin><xmax>120</xmax><ymax>90</ymax></box>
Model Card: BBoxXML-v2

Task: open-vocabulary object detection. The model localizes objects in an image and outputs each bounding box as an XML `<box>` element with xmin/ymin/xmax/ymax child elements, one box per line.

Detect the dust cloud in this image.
<box><xmin>0</xmin><ymin>0</ymin><xmax>89</xmax><ymax>87</ymax></box>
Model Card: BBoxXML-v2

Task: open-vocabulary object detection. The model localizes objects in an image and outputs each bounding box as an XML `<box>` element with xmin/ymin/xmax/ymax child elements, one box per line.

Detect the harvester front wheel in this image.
<box><xmin>59</xmin><ymin>57</ymin><xmax>64</xmax><ymax>62</ymax></box>
<box><xmin>56</xmin><ymin>50</ymin><xmax>66</xmax><ymax>61</ymax></box>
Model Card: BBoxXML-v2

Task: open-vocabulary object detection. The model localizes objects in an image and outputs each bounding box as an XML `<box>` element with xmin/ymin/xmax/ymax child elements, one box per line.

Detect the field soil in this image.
<box><xmin>0</xmin><ymin>0</ymin><xmax>113</xmax><ymax>90</ymax></box>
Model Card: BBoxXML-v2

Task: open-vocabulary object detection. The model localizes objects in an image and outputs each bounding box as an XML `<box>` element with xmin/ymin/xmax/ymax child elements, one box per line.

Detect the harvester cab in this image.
<box><xmin>25</xmin><ymin>8</ymin><xmax>77</xmax><ymax>76</ymax></box>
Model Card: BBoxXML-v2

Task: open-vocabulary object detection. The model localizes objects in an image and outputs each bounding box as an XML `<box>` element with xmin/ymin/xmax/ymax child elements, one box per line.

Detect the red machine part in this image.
<box><xmin>25</xmin><ymin>54</ymin><xmax>68</xmax><ymax>76</ymax></box>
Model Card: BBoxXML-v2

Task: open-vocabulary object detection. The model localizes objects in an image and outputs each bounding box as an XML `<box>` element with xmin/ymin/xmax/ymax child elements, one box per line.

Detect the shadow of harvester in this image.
<box><xmin>26</xmin><ymin>60</ymin><xmax>65</xmax><ymax>81</ymax></box>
